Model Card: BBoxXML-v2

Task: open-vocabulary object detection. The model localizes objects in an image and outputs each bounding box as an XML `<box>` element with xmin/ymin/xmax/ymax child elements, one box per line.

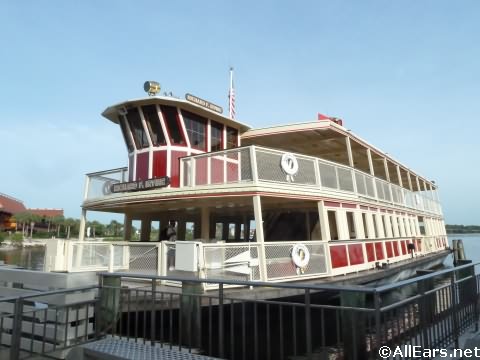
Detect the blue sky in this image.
<box><xmin>1</xmin><ymin>1</ymin><xmax>479</xmax><ymax>224</ymax></box>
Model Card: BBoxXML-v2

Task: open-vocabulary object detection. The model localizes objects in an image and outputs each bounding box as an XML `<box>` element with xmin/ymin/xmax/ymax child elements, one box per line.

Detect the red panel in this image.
<box><xmin>136</xmin><ymin>152</ymin><xmax>149</xmax><ymax>181</ymax></box>
<box><xmin>330</xmin><ymin>245</ymin><xmax>348</xmax><ymax>268</ymax></box>
<box><xmin>348</xmin><ymin>244</ymin><xmax>364</xmax><ymax>265</ymax></box>
<box><xmin>195</xmin><ymin>157</ymin><xmax>208</xmax><ymax>185</ymax></box>
<box><xmin>152</xmin><ymin>150</ymin><xmax>167</xmax><ymax>178</ymax></box>
<box><xmin>401</xmin><ymin>240</ymin><xmax>407</xmax><ymax>255</ymax></box>
<box><xmin>393</xmin><ymin>241</ymin><xmax>400</xmax><ymax>256</ymax></box>
<box><xmin>342</xmin><ymin>203</ymin><xmax>356</xmax><ymax>209</ymax></box>
<box><xmin>325</xmin><ymin>201</ymin><xmax>340</xmax><ymax>207</ymax></box>
<box><xmin>375</xmin><ymin>243</ymin><xmax>385</xmax><ymax>260</ymax></box>
<box><xmin>360</xmin><ymin>205</ymin><xmax>369</xmax><ymax>210</ymax></box>
<box><xmin>366</xmin><ymin>243</ymin><xmax>375</xmax><ymax>262</ymax></box>
<box><xmin>386</xmin><ymin>241</ymin><xmax>394</xmax><ymax>258</ymax></box>
<box><xmin>170</xmin><ymin>151</ymin><xmax>187</xmax><ymax>187</ymax></box>
<box><xmin>210</xmin><ymin>158</ymin><xmax>224</xmax><ymax>184</ymax></box>
<box><xmin>226</xmin><ymin>162</ymin><xmax>238</xmax><ymax>182</ymax></box>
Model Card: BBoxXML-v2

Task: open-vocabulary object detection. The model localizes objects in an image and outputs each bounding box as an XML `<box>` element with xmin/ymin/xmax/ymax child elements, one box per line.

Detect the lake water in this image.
<box><xmin>0</xmin><ymin>234</ymin><xmax>478</xmax><ymax>271</ymax></box>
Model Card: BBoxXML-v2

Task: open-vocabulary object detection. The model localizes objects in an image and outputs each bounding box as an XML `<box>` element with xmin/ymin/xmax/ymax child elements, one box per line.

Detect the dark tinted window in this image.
<box><xmin>119</xmin><ymin>117</ymin><xmax>134</xmax><ymax>152</ymax></box>
<box><xmin>126</xmin><ymin>107</ymin><xmax>149</xmax><ymax>149</ymax></box>
<box><xmin>161</xmin><ymin>106</ymin><xmax>185</xmax><ymax>145</ymax></box>
<box><xmin>211</xmin><ymin>121</ymin><xmax>223</xmax><ymax>151</ymax></box>
<box><xmin>182</xmin><ymin>110</ymin><xmax>207</xmax><ymax>151</ymax></box>
<box><xmin>142</xmin><ymin>105</ymin><xmax>166</xmax><ymax>146</ymax></box>
<box><xmin>226</xmin><ymin>127</ymin><xmax>238</xmax><ymax>149</ymax></box>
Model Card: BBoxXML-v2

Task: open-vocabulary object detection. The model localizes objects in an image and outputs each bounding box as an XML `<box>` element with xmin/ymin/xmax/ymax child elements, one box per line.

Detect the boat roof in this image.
<box><xmin>102</xmin><ymin>95</ymin><xmax>251</xmax><ymax>132</ymax></box>
<box><xmin>242</xmin><ymin>120</ymin><xmax>437</xmax><ymax>189</ymax></box>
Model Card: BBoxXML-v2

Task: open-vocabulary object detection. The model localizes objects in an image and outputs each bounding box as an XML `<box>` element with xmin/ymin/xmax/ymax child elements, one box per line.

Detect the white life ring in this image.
<box><xmin>280</xmin><ymin>153</ymin><xmax>299</xmax><ymax>176</ymax></box>
<box><xmin>102</xmin><ymin>181</ymin><xmax>114</xmax><ymax>195</ymax></box>
<box><xmin>291</xmin><ymin>244</ymin><xmax>310</xmax><ymax>268</ymax></box>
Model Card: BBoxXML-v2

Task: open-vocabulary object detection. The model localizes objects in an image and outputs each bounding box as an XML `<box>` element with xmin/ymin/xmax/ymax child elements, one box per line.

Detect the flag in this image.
<box><xmin>317</xmin><ymin>113</ymin><xmax>331</xmax><ymax>120</ymax></box>
<box><xmin>229</xmin><ymin>67</ymin><xmax>236</xmax><ymax>119</ymax></box>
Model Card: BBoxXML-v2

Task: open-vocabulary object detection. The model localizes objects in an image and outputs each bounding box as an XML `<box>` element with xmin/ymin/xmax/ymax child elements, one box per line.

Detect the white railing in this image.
<box><xmin>82</xmin><ymin>147</ymin><xmax>442</xmax><ymax>216</ymax></box>
<box><xmin>84</xmin><ymin>167</ymin><xmax>128</xmax><ymax>201</ymax></box>
<box><xmin>180</xmin><ymin>145</ymin><xmax>443</xmax><ymax>216</ymax></box>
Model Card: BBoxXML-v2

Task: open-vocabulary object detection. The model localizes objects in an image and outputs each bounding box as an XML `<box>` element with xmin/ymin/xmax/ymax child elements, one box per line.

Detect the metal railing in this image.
<box><xmin>82</xmin><ymin>146</ymin><xmax>442</xmax><ymax>216</ymax></box>
<box><xmin>55</xmin><ymin>236</ymin><xmax>448</xmax><ymax>287</ymax></box>
<box><xmin>180</xmin><ymin>146</ymin><xmax>443</xmax><ymax>216</ymax></box>
<box><xmin>1</xmin><ymin>262</ymin><xmax>477</xmax><ymax>359</ymax></box>
<box><xmin>95</xmin><ymin>262</ymin><xmax>478</xmax><ymax>360</ymax></box>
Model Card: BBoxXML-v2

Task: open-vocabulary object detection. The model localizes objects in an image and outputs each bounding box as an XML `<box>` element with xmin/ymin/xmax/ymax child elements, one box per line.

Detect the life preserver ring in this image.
<box><xmin>102</xmin><ymin>181</ymin><xmax>114</xmax><ymax>195</ymax></box>
<box><xmin>291</xmin><ymin>244</ymin><xmax>310</xmax><ymax>268</ymax></box>
<box><xmin>280</xmin><ymin>153</ymin><xmax>299</xmax><ymax>176</ymax></box>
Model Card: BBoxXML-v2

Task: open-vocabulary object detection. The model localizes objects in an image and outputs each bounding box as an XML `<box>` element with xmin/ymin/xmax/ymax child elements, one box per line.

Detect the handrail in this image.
<box><xmin>98</xmin><ymin>257</ymin><xmax>468</xmax><ymax>295</ymax></box>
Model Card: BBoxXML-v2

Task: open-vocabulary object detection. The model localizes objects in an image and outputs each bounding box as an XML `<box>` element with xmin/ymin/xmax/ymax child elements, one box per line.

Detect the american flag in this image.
<box><xmin>229</xmin><ymin>67</ymin><xmax>236</xmax><ymax>119</ymax></box>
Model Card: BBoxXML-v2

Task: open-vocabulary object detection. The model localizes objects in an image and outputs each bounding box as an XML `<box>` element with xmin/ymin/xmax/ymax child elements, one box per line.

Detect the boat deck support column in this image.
<box><xmin>253</xmin><ymin>195</ymin><xmax>267</xmax><ymax>281</ymax></box>
<box><xmin>79</xmin><ymin>209</ymin><xmax>87</xmax><ymax>241</ymax></box>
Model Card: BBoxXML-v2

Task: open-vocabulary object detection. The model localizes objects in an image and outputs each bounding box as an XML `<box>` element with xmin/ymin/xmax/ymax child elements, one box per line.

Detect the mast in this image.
<box><xmin>228</xmin><ymin>67</ymin><xmax>236</xmax><ymax>119</ymax></box>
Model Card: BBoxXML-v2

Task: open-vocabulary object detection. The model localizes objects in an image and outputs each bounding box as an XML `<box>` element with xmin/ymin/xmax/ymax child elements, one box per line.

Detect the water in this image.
<box><xmin>0</xmin><ymin>234</ymin><xmax>478</xmax><ymax>272</ymax></box>
<box><xmin>0</xmin><ymin>246</ymin><xmax>45</xmax><ymax>270</ymax></box>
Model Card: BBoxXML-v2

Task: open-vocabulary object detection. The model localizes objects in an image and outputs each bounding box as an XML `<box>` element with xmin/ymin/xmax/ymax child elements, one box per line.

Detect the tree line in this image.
<box><xmin>445</xmin><ymin>224</ymin><xmax>480</xmax><ymax>234</ymax></box>
<box><xmin>9</xmin><ymin>212</ymin><xmax>125</xmax><ymax>239</ymax></box>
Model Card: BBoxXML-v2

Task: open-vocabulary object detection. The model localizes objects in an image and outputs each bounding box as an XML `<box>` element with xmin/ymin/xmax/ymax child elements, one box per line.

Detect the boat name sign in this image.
<box><xmin>280</xmin><ymin>153</ymin><xmax>299</xmax><ymax>182</ymax></box>
<box><xmin>185</xmin><ymin>93</ymin><xmax>223</xmax><ymax>114</ymax></box>
<box><xmin>104</xmin><ymin>176</ymin><xmax>171</xmax><ymax>194</ymax></box>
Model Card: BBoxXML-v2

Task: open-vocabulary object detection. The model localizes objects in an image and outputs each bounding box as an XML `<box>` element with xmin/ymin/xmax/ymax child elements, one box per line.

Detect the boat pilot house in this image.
<box><xmin>70</xmin><ymin>89</ymin><xmax>448</xmax><ymax>286</ymax></box>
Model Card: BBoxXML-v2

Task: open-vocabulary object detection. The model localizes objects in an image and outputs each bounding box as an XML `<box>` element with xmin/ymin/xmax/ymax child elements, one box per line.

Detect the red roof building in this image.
<box><xmin>0</xmin><ymin>193</ymin><xmax>63</xmax><ymax>231</ymax></box>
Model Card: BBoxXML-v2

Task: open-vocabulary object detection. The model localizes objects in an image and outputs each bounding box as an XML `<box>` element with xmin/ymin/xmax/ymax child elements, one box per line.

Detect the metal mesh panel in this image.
<box><xmin>202</xmin><ymin>245</ymin><xmax>260</xmax><ymax>281</ymax></box>
<box><xmin>255</xmin><ymin>149</ymin><xmax>316</xmax><ymax>185</ymax></box>
<box><xmin>209</xmin><ymin>155</ymin><xmax>225</xmax><ymax>184</ymax></box>
<box><xmin>338</xmin><ymin>168</ymin><xmax>354</xmax><ymax>191</ymax></box>
<box><xmin>165</xmin><ymin>243</ymin><xmax>176</xmax><ymax>276</ymax></box>
<box><xmin>238</xmin><ymin>148</ymin><xmax>252</xmax><ymax>181</ymax></box>
<box><xmin>71</xmin><ymin>244</ymin><xmax>110</xmax><ymax>268</ymax></box>
<box><xmin>125</xmin><ymin>245</ymin><xmax>159</xmax><ymax>275</ymax></box>
<box><xmin>376</xmin><ymin>179</ymin><xmax>385</xmax><ymax>200</ymax></box>
<box><xmin>264</xmin><ymin>242</ymin><xmax>327</xmax><ymax>279</ymax></box>
<box><xmin>366</xmin><ymin>176</ymin><xmax>375</xmax><ymax>197</ymax></box>
<box><xmin>318</xmin><ymin>162</ymin><xmax>337</xmax><ymax>189</ymax></box>
<box><xmin>355</xmin><ymin>172</ymin><xmax>367</xmax><ymax>195</ymax></box>
<box><xmin>383</xmin><ymin>182</ymin><xmax>391</xmax><ymax>201</ymax></box>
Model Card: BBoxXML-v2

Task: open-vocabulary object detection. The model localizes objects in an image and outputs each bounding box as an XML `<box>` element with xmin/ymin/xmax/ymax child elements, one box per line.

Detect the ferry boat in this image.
<box><xmin>49</xmin><ymin>82</ymin><xmax>449</xmax><ymax>287</ymax></box>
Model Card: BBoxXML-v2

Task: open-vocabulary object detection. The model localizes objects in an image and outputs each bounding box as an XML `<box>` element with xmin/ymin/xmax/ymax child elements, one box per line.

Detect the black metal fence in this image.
<box><xmin>0</xmin><ymin>262</ymin><xmax>478</xmax><ymax>360</ymax></box>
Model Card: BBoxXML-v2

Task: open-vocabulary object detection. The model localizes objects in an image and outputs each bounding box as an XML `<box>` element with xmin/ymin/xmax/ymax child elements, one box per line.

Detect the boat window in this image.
<box><xmin>226</xmin><ymin>127</ymin><xmax>238</xmax><ymax>149</ymax></box>
<box><xmin>309</xmin><ymin>211</ymin><xmax>322</xmax><ymax>240</ymax></box>
<box><xmin>160</xmin><ymin>106</ymin><xmax>185</xmax><ymax>145</ymax></box>
<box><xmin>327</xmin><ymin>211</ymin><xmax>339</xmax><ymax>240</ymax></box>
<box><xmin>182</xmin><ymin>110</ymin><xmax>207</xmax><ymax>151</ymax></box>
<box><xmin>410</xmin><ymin>218</ymin><xmax>417</xmax><ymax>236</ymax></box>
<box><xmin>150</xmin><ymin>221</ymin><xmax>160</xmax><ymax>241</ymax></box>
<box><xmin>142</xmin><ymin>105</ymin><xmax>166</xmax><ymax>146</ymax></box>
<box><xmin>126</xmin><ymin>107</ymin><xmax>149</xmax><ymax>149</ymax></box>
<box><xmin>362</xmin><ymin>213</ymin><xmax>369</xmax><ymax>239</ymax></box>
<box><xmin>381</xmin><ymin>215</ymin><xmax>388</xmax><ymax>238</ymax></box>
<box><xmin>119</xmin><ymin>117</ymin><xmax>135</xmax><ymax>152</ymax></box>
<box><xmin>240</xmin><ymin>223</ymin><xmax>245</xmax><ymax>241</ymax></box>
<box><xmin>399</xmin><ymin>218</ymin><xmax>406</xmax><ymax>237</ymax></box>
<box><xmin>372</xmin><ymin>215</ymin><xmax>379</xmax><ymax>238</ymax></box>
<box><xmin>228</xmin><ymin>223</ymin><xmax>236</xmax><ymax>241</ymax></box>
<box><xmin>185</xmin><ymin>222</ymin><xmax>195</xmax><ymax>240</ymax></box>
<box><xmin>249</xmin><ymin>220</ymin><xmax>256</xmax><ymax>241</ymax></box>
<box><xmin>211</xmin><ymin>121</ymin><xmax>224</xmax><ymax>152</ymax></box>
<box><xmin>215</xmin><ymin>223</ymin><xmax>223</xmax><ymax>240</ymax></box>
<box><xmin>418</xmin><ymin>216</ymin><xmax>426</xmax><ymax>235</ymax></box>
<box><xmin>346</xmin><ymin>212</ymin><xmax>356</xmax><ymax>239</ymax></box>
<box><xmin>390</xmin><ymin>217</ymin><xmax>396</xmax><ymax>237</ymax></box>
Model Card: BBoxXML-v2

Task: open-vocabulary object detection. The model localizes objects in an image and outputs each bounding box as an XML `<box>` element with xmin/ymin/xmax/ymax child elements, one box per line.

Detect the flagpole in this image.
<box><xmin>229</xmin><ymin>67</ymin><xmax>235</xmax><ymax>119</ymax></box>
